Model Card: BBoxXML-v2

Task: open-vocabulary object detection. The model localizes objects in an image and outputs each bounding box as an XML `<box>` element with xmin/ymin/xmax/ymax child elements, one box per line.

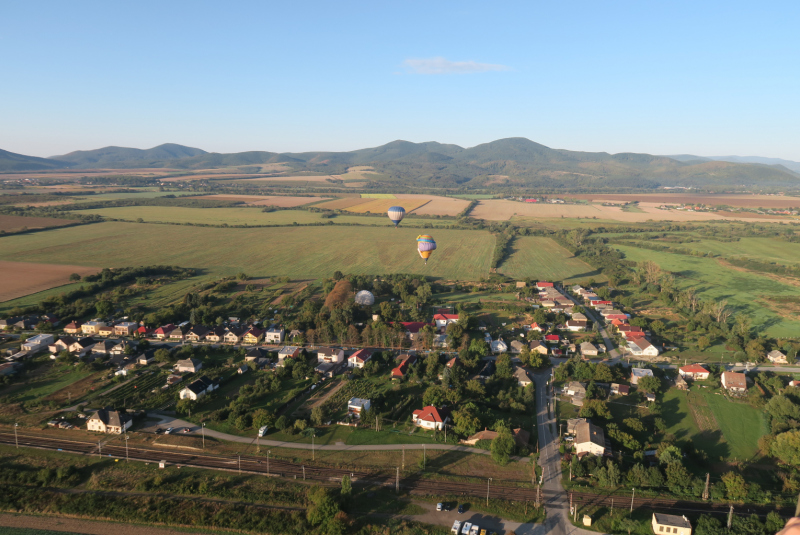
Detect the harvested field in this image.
<box><xmin>0</xmin><ymin>222</ymin><xmax>496</xmax><ymax>280</ymax></box>
<box><xmin>0</xmin><ymin>214</ymin><xmax>76</xmax><ymax>232</ymax></box>
<box><xmin>346</xmin><ymin>198</ymin><xmax>430</xmax><ymax>214</ymax></box>
<box><xmin>565</xmin><ymin>193</ymin><xmax>800</xmax><ymax>209</ymax></box>
<box><xmin>315</xmin><ymin>197</ymin><xmax>373</xmax><ymax>210</ymax></box>
<box><xmin>395</xmin><ymin>194</ymin><xmax>471</xmax><ymax>216</ymax></box>
<box><xmin>0</xmin><ymin>261</ymin><xmax>99</xmax><ymax>302</ymax></box>
<box><xmin>237</xmin><ymin>175</ymin><xmax>336</xmax><ymax>182</ymax></box>
<box><xmin>498</xmin><ymin>236</ymin><xmax>606</xmax><ymax>284</ymax></box>
<box><xmin>183</xmin><ymin>194</ymin><xmax>328</xmax><ymax>207</ymax></box>
<box><xmin>360</xmin><ymin>193</ymin><xmax>396</xmax><ymax>199</ymax></box>
<box><xmin>714</xmin><ymin>210</ymin><xmax>786</xmax><ymax>219</ymax></box>
<box><xmin>472</xmin><ymin>199</ymin><xmax>794</xmax><ymax>223</ymax></box>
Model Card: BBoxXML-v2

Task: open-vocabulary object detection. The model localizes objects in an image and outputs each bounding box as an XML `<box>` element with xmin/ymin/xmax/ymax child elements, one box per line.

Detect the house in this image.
<box><xmin>265</xmin><ymin>325</ymin><xmax>285</xmax><ymax>344</ymax></box>
<box><xmin>63</xmin><ymin>321</ymin><xmax>82</xmax><ymax>334</ymax></box>
<box><xmin>630</xmin><ymin>368</ymin><xmax>654</xmax><ymax>385</ymax></box>
<box><xmin>278</xmin><ymin>346</ymin><xmax>302</xmax><ymax>364</ymax></box>
<box><xmin>204</xmin><ymin>326</ymin><xmax>226</xmax><ymax>343</ymax></box>
<box><xmin>433</xmin><ymin>314</ymin><xmax>459</xmax><ymax>329</ymax></box>
<box><xmin>610</xmin><ymin>383</ymin><xmax>630</xmax><ymax>396</ymax></box>
<box><xmin>391</xmin><ymin>354</ymin><xmax>418</xmax><ymax>379</ymax></box>
<box><xmin>97</xmin><ymin>325</ymin><xmax>114</xmax><ymax>337</ymax></box>
<box><xmin>138</xmin><ymin>349</ymin><xmax>158</xmax><ymax>365</ymax></box>
<box><xmin>135</xmin><ymin>325</ymin><xmax>154</xmax><ymax>337</ymax></box>
<box><xmin>237</xmin><ymin>364</ymin><xmax>249</xmax><ymax>375</ymax></box>
<box><xmin>175</xmin><ymin>358</ymin><xmax>202</xmax><ymax>373</ymax></box>
<box><xmin>645</xmin><ymin>392</ymin><xmax>656</xmax><ymax>402</ymax></box>
<box><xmin>574</xmin><ymin>421</ymin><xmax>606</xmax><ymax>456</ymax></box>
<box><xmin>114</xmin><ymin>322</ymin><xmax>139</xmax><ymax>336</ymax></box>
<box><xmin>21</xmin><ymin>334</ymin><xmax>54</xmax><ymax>353</ymax></box>
<box><xmin>628</xmin><ymin>339</ymin><xmax>660</xmax><ymax>357</ymax></box>
<box><xmin>68</xmin><ymin>337</ymin><xmax>96</xmax><ymax>357</ymax></box>
<box><xmin>347</xmin><ymin>397</ymin><xmax>371</xmax><ymax>418</ymax></box>
<box><xmin>529</xmin><ymin>340</ymin><xmax>548</xmax><ymax>355</ymax></box>
<box><xmin>580</xmin><ymin>342</ymin><xmax>599</xmax><ymax>357</ymax></box>
<box><xmin>81</xmin><ymin>320</ymin><xmax>106</xmax><ymax>335</ymax></box>
<box><xmin>86</xmin><ymin>409</ymin><xmax>132</xmax><ymax>434</ymax></box>
<box><xmin>514</xmin><ymin>367</ymin><xmax>532</xmax><ymax>387</ymax></box>
<box><xmin>652</xmin><ymin>514</ymin><xmax>692</xmax><ymax>535</ymax></box>
<box><xmin>675</xmin><ymin>375</ymin><xmax>688</xmax><ymax>390</ymax></box>
<box><xmin>242</xmin><ymin>328</ymin><xmax>264</xmax><ymax>345</ymax></box>
<box><xmin>91</xmin><ymin>339</ymin><xmax>117</xmax><ymax>355</ymax></box>
<box><xmin>477</xmin><ymin>360</ymin><xmax>496</xmax><ymax>382</ymax></box>
<box><xmin>490</xmin><ymin>340</ymin><xmax>507</xmax><ymax>354</ymax></box>
<box><xmin>179</xmin><ymin>376</ymin><xmax>219</xmax><ymax>400</ymax></box>
<box><xmin>49</xmin><ymin>336</ymin><xmax>76</xmax><ymax>354</ymax></box>
<box><xmin>0</xmin><ymin>317</ymin><xmax>22</xmax><ymax>330</ymax></box>
<box><xmin>315</xmin><ymin>361</ymin><xmax>338</xmax><ymax>378</ymax></box>
<box><xmin>545</xmin><ymin>334</ymin><xmax>560</xmax><ymax>344</ymax></box>
<box><xmin>721</xmin><ymin>371</ymin><xmax>747</xmax><ymax>394</ymax></box>
<box><xmin>790</xmin><ymin>380</ymin><xmax>800</xmax><ymax>388</ymax></box>
<box><xmin>184</xmin><ymin>325</ymin><xmax>209</xmax><ymax>342</ymax></box>
<box><xmin>679</xmin><ymin>364</ymin><xmax>710</xmax><ymax>381</ymax></box>
<box><xmin>153</xmin><ymin>324</ymin><xmax>176</xmax><ymax>340</ymax></box>
<box><xmin>348</xmin><ymin>348</ymin><xmax>373</xmax><ymax>368</ymax></box>
<box><xmin>571</xmin><ymin>312</ymin><xmax>587</xmax><ymax>321</ymax></box>
<box><xmin>767</xmin><ymin>350</ymin><xmax>788</xmax><ymax>364</ymax></box>
<box><xmin>223</xmin><ymin>327</ymin><xmax>246</xmax><ymax>344</ymax></box>
<box><xmin>245</xmin><ymin>347</ymin><xmax>270</xmax><ymax>361</ymax></box>
<box><xmin>618</xmin><ymin>325</ymin><xmax>644</xmax><ymax>338</ymax></box>
<box><xmin>536</xmin><ymin>282</ymin><xmax>554</xmax><ymax>289</ymax></box>
<box><xmin>530</xmin><ymin>322</ymin><xmax>545</xmax><ymax>332</ymax></box>
<box><xmin>398</xmin><ymin>321</ymin><xmax>432</xmax><ymax>340</ymax></box>
<box><xmin>566</xmin><ymin>418</ymin><xmax>588</xmax><ymax>435</ymax></box>
<box><xmin>611</xmin><ymin>318</ymin><xmax>627</xmax><ymax>327</ymax></box>
<box><xmin>566</xmin><ymin>320</ymin><xmax>588</xmax><ymax>332</ymax></box>
<box><xmin>412</xmin><ymin>405</ymin><xmax>450</xmax><ymax>430</ymax></box>
<box><xmin>565</xmin><ymin>381</ymin><xmax>587</xmax><ymax>396</ymax></box>
<box><xmin>510</xmin><ymin>340</ymin><xmax>525</xmax><ymax>354</ymax></box>
<box><xmin>317</xmin><ymin>347</ymin><xmax>345</xmax><ymax>364</ymax></box>
<box><xmin>0</xmin><ymin>362</ymin><xmax>21</xmax><ymax>376</ymax></box>
<box><xmin>462</xmin><ymin>427</ymin><xmax>530</xmax><ymax>447</ymax></box>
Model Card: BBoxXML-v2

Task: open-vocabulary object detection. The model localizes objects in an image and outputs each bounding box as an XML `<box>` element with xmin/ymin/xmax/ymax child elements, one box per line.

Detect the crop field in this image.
<box><xmin>182</xmin><ymin>194</ymin><xmax>329</xmax><ymax>207</ymax></box>
<box><xmin>565</xmin><ymin>193</ymin><xmax>800</xmax><ymax>209</ymax></box>
<box><xmin>360</xmin><ymin>193</ymin><xmax>396</xmax><ymax>198</ymax></box>
<box><xmin>315</xmin><ymin>197</ymin><xmax>373</xmax><ymax>210</ymax></box>
<box><xmin>614</xmin><ymin>244</ymin><xmax>800</xmax><ymax>337</ymax></box>
<box><xmin>346</xmin><ymin>197</ymin><xmax>430</xmax><ymax>214</ymax></box>
<box><xmin>0</xmin><ymin>214</ymin><xmax>76</xmax><ymax>232</ymax></box>
<box><xmin>638</xmin><ymin>237</ymin><xmax>800</xmax><ymax>265</ymax></box>
<box><xmin>69</xmin><ymin>206</ymin><xmax>326</xmax><ymax>225</ymax></box>
<box><xmin>70</xmin><ymin>191</ymin><xmax>198</xmax><ymax>202</ymax></box>
<box><xmin>498</xmin><ymin>237</ymin><xmax>606</xmax><ymax>284</ymax></box>
<box><xmin>0</xmin><ymin>222</ymin><xmax>496</xmax><ymax>280</ymax></box>
<box><xmin>395</xmin><ymin>194</ymin><xmax>470</xmax><ymax>216</ymax></box>
<box><xmin>0</xmin><ymin>260</ymin><xmax>99</xmax><ymax>302</ymax></box>
<box><xmin>235</xmin><ymin>174</ymin><xmax>335</xmax><ymax>183</ymax></box>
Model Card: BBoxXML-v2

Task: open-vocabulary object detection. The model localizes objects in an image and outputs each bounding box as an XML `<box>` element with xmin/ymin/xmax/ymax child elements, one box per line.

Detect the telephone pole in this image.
<box><xmin>302</xmin><ymin>465</ymin><xmax>306</xmax><ymax>480</ymax></box>
<box><xmin>396</xmin><ymin>467</ymin><xmax>400</xmax><ymax>494</ymax></box>
<box><xmin>238</xmin><ymin>454</ymin><xmax>241</xmax><ymax>475</ymax></box>
<box><xmin>402</xmin><ymin>446</ymin><xmax>405</xmax><ymax>470</ymax></box>
<box><xmin>486</xmin><ymin>478</ymin><xmax>492</xmax><ymax>506</ymax></box>
<box><xmin>14</xmin><ymin>423</ymin><xmax>18</xmax><ymax>449</ymax></box>
<box><xmin>727</xmin><ymin>505</ymin><xmax>734</xmax><ymax>529</ymax></box>
<box><xmin>702</xmin><ymin>473</ymin><xmax>710</xmax><ymax>500</ymax></box>
<box><xmin>267</xmin><ymin>450</ymin><xmax>270</xmax><ymax>476</ymax></box>
<box><xmin>125</xmin><ymin>434</ymin><xmax>129</xmax><ymax>462</ymax></box>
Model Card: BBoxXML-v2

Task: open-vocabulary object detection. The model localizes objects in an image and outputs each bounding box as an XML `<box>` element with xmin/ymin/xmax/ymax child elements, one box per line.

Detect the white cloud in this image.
<box><xmin>402</xmin><ymin>56</ymin><xmax>510</xmax><ymax>75</ymax></box>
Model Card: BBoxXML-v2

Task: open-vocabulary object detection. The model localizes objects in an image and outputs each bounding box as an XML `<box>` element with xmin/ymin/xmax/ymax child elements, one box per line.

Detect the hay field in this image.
<box><xmin>68</xmin><ymin>206</ymin><xmax>327</xmax><ymax>226</ymax></box>
<box><xmin>0</xmin><ymin>222</ymin><xmax>495</xmax><ymax>280</ymax></box>
<box><xmin>498</xmin><ymin>237</ymin><xmax>606</xmax><ymax>284</ymax></box>
<box><xmin>565</xmin><ymin>193</ymin><xmax>800</xmax><ymax>209</ymax></box>
<box><xmin>315</xmin><ymin>197</ymin><xmax>372</xmax><ymax>210</ymax></box>
<box><xmin>0</xmin><ymin>261</ymin><xmax>98</xmax><ymax>302</ymax></box>
<box><xmin>183</xmin><ymin>194</ymin><xmax>328</xmax><ymax>207</ymax></box>
<box><xmin>0</xmin><ymin>215</ymin><xmax>76</xmax><ymax>232</ymax></box>
<box><xmin>360</xmin><ymin>194</ymin><xmax>396</xmax><ymax>199</ymax></box>
<box><xmin>395</xmin><ymin>194</ymin><xmax>470</xmax><ymax>216</ymax></box>
<box><xmin>347</xmin><ymin>198</ymin><xmax>430</xmax><ymax>214</ymax></box>
<box><xmin>236</xmin><ymin>175</ymin><xmax>335</xmax><ymax>183</ymax></box>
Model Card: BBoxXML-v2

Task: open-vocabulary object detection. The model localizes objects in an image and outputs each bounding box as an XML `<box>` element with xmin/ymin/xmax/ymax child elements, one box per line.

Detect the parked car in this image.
<box><xmin>165</xmin><ymin>427</ymin><xmax>173</xmax><ymax>434</ymax></box>
<box><xmin>458</xmin><ymin>504</ymin><xmax>465</xmax><ymax>514</ymax></box>
<box><xmin>437</xmin><ymin>503</ymin><xmax>443</xmax><ymax>512</ymax></box>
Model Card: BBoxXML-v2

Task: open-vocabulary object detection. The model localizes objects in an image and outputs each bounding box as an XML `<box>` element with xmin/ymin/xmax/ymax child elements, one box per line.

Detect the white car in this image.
<box><xmin>165</xmin><ymin>427</ymin><xmax>174</xmax><ymax>435</ymax></box>
<box><xmin>461</xmin><ymin>522</ymin><xmax>472</xmax><ymax>535</ymax></box>
<box><xmin>437</xmin><ymin>503</ymin><xmax>443</xmax><ymax>511</ymax></box>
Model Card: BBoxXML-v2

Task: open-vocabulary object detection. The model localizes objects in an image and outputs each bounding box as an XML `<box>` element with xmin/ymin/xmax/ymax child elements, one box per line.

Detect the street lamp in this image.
<box><xmin>486</xmin><ymin>477</ymin><xmax>493</xmax><ymax>506</ymax></box>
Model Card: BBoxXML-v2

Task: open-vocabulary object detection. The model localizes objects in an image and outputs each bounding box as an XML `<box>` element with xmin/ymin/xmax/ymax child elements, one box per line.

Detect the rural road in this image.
<box><xmin>535</xmin><ymin>370</ymin><xmax>605</xmax><ymax>535</ymax></box>
<box><xmin>560</xmin><ymin>290</ymin><xmax>619</xmax><ymax>358</ymax></box>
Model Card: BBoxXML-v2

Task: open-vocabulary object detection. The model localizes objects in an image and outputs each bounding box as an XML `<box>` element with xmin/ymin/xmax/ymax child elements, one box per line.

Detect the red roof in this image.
<box><xmin>446</xmin><ymin>357</ymin><xmax>459</xmax><ymax>368</ymax></box>
<box><xmin>680</xmin><ymin>364</ymin><xmax>709</xmax><ymax>374</ymax></box>
<box><xmin>618</xmin><ymin>325</ymin><xmax>642</xmax><ymax>332</ymax></box>
<box><xmin>349</xmin><ymin>349</ymin><xmax>373</xmax><ymax>363</ymax></box>
<box><xmin>625</xmin><ymin>332</ymin><xmax>647</xmax><ymax>339</ymax></box>
<box><xmin>605</xmin><ymin>314</ymin><xmax>627</xmax><ymax>320</ymax></box>
<box><xmin>537</xmin><ymin>282</ymin><xmax>554</xmax><ymax>287</ymax></box>
<box><xmin>136</xmin><ymin>326</ymin><xmax>153</xmax><ymax>334</ymax></box>
<box><xmin>525</xmin><ymin>199</ymin><xmax>538</xmax><ymax>203</ymax></box>
<box><xmin>545</xmin><ymin>334</ymin><xmax>560</xmax><ymax>341</ymax></box>
<box><xmin>399</xmin><ymin>321</ymin><xmax>431</xmax><ymax>334</ymax></box>
<box><xmin>433</xmin><ymin>314</ymin><xmax>459</xmax><ymax>322</ymax></box>
<box><xmin>154</xmin><ymin>324</ymin><xmax>176</xmax><ymax>335</ymax></box>
<box><xmin>413</xmin><ymin>405</ymin><xmax>449</xmax><ymax>423</ymax></box>
<box><xmin>611</xmin><ymin>319</ymin><xmax>627</xmax><ymax>326</ymax></box>
<box><xmin>391</xmin><ymin>354</ymin><xmax>418</xmax><ymax>377</ymax></box>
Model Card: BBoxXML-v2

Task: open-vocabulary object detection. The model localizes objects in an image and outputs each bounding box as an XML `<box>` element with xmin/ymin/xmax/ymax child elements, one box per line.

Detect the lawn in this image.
<box><xmin>1</xmin><ymin>360</ymin><xmax>93</xmax><ymax>404</ymax></box>
<box><xmin>0</xmin><ymin>221</ymin><xmax>496</xmax><ymax>280</ymax></box>
<box><xmin>0</xmin><ymin>281</ymin><xmax>87</xmax><ymax>310</ymax></box>
<box><xmin>499</xmin><ymin>236</ymin><xmax>607</xmax><ymax>284</ymax></box>
<box><xmin>614</xmin><ymin>244</ymin><xmax>800</xmax><ymax>337</ymax></box>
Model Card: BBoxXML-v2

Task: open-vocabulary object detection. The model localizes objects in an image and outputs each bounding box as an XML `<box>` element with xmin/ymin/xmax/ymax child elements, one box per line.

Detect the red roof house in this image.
<box><xmin>545</xmin><ymin>334</ymin><xmax>560</xmax><ymax>343</ymax></box>
<box><xmin>154</xmin><ymin>324</ymin><xmax>176</xmax><ymax>338</ymax></box>
<box><xmin>412</xmin><ymin>406</ymin><xmax>450</xmax><ymax>430</ymax></box>
<box><xmin>536</xmin><ymin>282</ymin><xmax>554</xmax><ymax>289</ymax></box>
<box><xmin>679</xmin><ymin>364</ymin><xmax>710</xmax><ymax>380</ymax></box>
<box><xmin>391</xmin><ymin>354</ymin><xmax>418</xmax><ymax>378</ymax></box>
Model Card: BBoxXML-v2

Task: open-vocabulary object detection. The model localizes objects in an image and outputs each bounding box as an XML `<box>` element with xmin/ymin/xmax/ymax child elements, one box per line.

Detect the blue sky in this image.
<box><xmin>1</xmin><ymin>1</ymin><xmax>799</xmax><ymax>159</ymax></box>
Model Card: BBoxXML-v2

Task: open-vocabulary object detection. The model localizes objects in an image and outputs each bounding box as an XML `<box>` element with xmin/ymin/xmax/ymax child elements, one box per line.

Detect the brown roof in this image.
<box><xmin>722</xmin><ymin>371</ymin><xmax>747</xmax><ymax>389</ymax></box>
<box><xmin>575</xmin><ymin>421</ymin><xmax>605</xmax><ymax>447</ymax></box>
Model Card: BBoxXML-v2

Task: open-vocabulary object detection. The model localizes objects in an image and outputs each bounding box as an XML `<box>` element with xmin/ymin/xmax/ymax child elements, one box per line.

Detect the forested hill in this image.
<box><xmin>3</xmin><ymin>138</ymin><xmax>799</xmax><ymax>189</ymax></box>
<box><xmin>0</xmin><ymin>148</ymin><xmax>71</xmax><ymax>172</ymax></box>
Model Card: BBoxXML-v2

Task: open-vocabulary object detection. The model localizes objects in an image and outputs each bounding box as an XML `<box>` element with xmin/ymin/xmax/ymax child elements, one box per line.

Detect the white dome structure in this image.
<box><xmin>354</xmin><ymin>290</ymin><xmax>375</xmax><ymax>306</ymax></box>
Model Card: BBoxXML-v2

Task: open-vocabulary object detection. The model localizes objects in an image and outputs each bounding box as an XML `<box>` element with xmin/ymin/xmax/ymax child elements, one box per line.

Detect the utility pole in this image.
<box><xmin>486</xmin><ymin>478</ymin><xmax>492</xmax><ymax>506</ymax></box>
<box><xmin>727</xmin><ymin>505</ymin><xmax>733</xmax><ymax>529</ymax></box>
<box><xmin>423</xmin><ymin>444</ymin><xmax>426</xmax><ymax>470</ymax></box>
<box><xmin>98</xmin><ymin>440</ymin><xmax>102</xmax><ymax>458</ymax></box>
<box><xmin>402</xmin><ymin>446</ymin><xmax>405</xmax><ymax>470</ymax></box>
<box><xmin>396</xmin><ymin>467</ymin><xmax>400</xmax><ymax>494</ymax></box>
<box><xmin>14</xmin><ymin>423</ymin><xmax>18</xmax><ymax>449</ymax></box>
<box><xmin>312</xmin><ymin>433</ymin><xmax>315</xmax><ymax>462</ymax></box>
<box><xmin>702</xmin><ymin>473</ymin><xmax>710</xmax><ymax>501</ymax></box>
<box><xmin>125</xmin><ymin>434</ymin><xmax>129</xmax><ymax>462</ymax></box>
<box><xmin>267</xmin><ymin>450</ymin><xmax>270</xmax><ymax>476</ymax></box>
<box><xmin>302</xmin><ymin>465</ymin><xmax>305</xmax><ymax>480</ymax></box>
<box><xmin>630</xmin><ymin>488</ymin><xmax>635</xmax><ymax>513</ymax></box>
<box><xmin>201</xmin><ymin>423</ymin><xmax>205</xmax><ymax>449</ymax></box>
<box><xmin>256</xmin><ymin>432</ymin><xmax>259</xmax><ymax>453</ymax></box>
<box><xmin>569</xmin><ymin>462</ymin><xmax>572</xmax><ymax>481</ymax></box>
<box><xmin>536</xmin><ymin>484</ymin><xmax>540</xmax><ymax>509</ymax></box>
<box><xmin>611</xmin><ymin>499</ymin><xmax>614</xmax><ymax>516</ymax></box>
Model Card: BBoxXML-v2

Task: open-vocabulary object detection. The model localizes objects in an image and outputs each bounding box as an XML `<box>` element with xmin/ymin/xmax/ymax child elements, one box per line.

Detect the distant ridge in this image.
<box><xmin>2</xmin><ymin>138</ymin><xmax>799</xmax><ymax>189</ymax></box>
<box><xmin>667</xmin><ymin>154</ymin><xmax>800</xmax><ymax>174</ymax></box>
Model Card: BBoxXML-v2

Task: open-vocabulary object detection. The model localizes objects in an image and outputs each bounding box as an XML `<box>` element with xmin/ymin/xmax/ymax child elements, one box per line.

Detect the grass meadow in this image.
<box><xmin>658</xmin><ymin>237</ymin><xmax>800</xmax><ymax>265</ymax></box>
<box><xmin>499</xmin><ymin>236</ymin><xmax>607</xmax><ymax>284</ymax></box>
<box><xmin>0</xmin><ymin>222</ymin><xmax>496</xmax><ymax>280</ymax></box>
<box><xmin>614</xmin><ymin>243</ymin><xmax>800</xmax><ymax>337</ymax></box>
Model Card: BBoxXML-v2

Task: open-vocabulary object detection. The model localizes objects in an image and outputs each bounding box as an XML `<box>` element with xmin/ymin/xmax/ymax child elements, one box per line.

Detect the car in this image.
<box><xmin>458</xmin><ymin>504</ymin><xmax>465</xmax><ymax>514</ymax></box>
<box><xmin>480</xmin><ymin>530</ymin><xmax>487</xmax><ymax>535</ymax></box>
<box><xmin>437</xmin><ymin>503</ymin><xmax>443</xmax><ymax>512</ymax></box>
<box><xmin>155</xmin><ymin>428</ymin><xmax>164</xmax><ymax>434</ymax></box>
<box><xmin>442</xmin><ymin>503</ymin><xmax>451</xmax><ymax>511</ymax></box>
<box><xmin>165</xmin><ymin>427</ymin><xmax>173</xmax><ymax>434</ymax></box>
<box><xmin>182</xmin><ymin>427</ymin><xmax>190</xmax><ymax>433</ymax></box>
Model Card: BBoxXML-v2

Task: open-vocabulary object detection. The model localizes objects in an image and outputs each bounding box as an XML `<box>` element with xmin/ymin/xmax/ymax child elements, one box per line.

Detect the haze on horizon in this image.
<box><xmin>1</xmin><ymin>0</ymin><xmax>798</xmax><ymax>160</ymax></box>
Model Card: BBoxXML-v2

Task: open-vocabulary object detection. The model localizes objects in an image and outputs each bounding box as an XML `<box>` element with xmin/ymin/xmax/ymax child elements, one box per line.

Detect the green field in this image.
<box><xmin>650</xmin><ymin>237</ymin><xmax>800</xmax><ymax>265</ymax></box>
<box><xmin>499</xmin><ymin>236</ymin><xmax>606</xmax><ymax>283</ymax></box>
<box><xmin>614</xmin><ymin>244</ymin><xmax>800</xmax><ymax>337</ymax></box>
<box><xmin>72</xmin><ymin>191</ymin><xmax>198</xmax><ymax>202</ymax></box>
<box><xmin>0</xmin><ymin>222</ymin><xmax>496</xmax><ymax>280</ymax></box>
<box><xmin>68</xmin><ymin>206</ymin><xmax>456</xmax><ymax>228</ymax></box>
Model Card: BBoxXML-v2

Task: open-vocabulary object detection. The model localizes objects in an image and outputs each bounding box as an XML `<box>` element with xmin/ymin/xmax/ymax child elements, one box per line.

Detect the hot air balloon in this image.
<box><xmin>387</xmin><ymin>206</ymin><xmax>406</xmax><ymax>228</ymax></box>
<box><xmin>354</xmin><ymin>290</ymin><xmax>375</xmax><ymax>306</ymax></box>
<box><xmin>416</xmin><ymin>234</ymin><xmax>436</xmax><ymax>264</ymax></box>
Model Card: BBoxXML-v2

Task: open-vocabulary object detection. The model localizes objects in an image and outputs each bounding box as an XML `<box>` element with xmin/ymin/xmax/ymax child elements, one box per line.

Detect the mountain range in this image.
<box><xmin>1</xmin><ymin>138</ymin><xmax>799</xmax><ymax>189</ymax></box>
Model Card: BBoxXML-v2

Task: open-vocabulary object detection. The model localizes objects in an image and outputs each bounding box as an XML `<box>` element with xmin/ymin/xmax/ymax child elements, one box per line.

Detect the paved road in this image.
<box><xmin>146</xmin><ymin>412</ymin><xmax>492</xmax><ymax>454</ymax></box>
<box><xmin>535</xmin><ymin>370</ymin><xmax>604</xmax><ymax>535</ymax></box>
<box><xmin>560</xmin><ymin>291</ymin><xmax>619</xmax><ymax>358</ymax></box>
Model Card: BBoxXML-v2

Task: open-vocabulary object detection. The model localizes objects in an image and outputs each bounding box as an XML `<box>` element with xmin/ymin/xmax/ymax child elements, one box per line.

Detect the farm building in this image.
<box><xmin>721</xmin><ymin>372</ymin><xmax>747</xmax><ymax>394</ymax></box>
<box><xmin>679</xmin><ymin>364</ymin><xmax>709</xmax><ymax>381</ymax></box>
<box><xmin>412</xmin><ymin>405</ymin><xmax>450</xmax><ymax>430</ymax></box>
<box><xmin>652</xmin><ymin>514</ymin><xmax>692</xmax><ymax>535</ymax></box>
<box><xmin>86</xmin><ymin>409</ymin><xmax>132</xmax><ymax>434</ymax></box>
<box><xmin>630</xmin><ymin>368</ymin><xmax>654</xmax><ymax>385</ymax></box>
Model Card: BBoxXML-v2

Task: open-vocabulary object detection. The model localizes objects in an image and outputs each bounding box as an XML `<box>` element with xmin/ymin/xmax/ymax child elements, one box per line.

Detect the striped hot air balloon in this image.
<box><xmin>387</xmin><ymin>206</ymin><xmax>406</xmax><ymax>227</ymax></box>
<box><xmin>416</xmin><ymin>234</ymin><xmax>436</xmax><ymax>264</ymax></box>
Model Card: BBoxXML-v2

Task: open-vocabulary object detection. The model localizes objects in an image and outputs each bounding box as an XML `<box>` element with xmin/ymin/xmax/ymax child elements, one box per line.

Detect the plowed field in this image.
<box><xmin>0</xmin><ymin>214</ymin><xmax>75</xmax><ymax>232</ymax></box>
<box><xmin>346</xmin><ymin>198</ymin><xmax>430</xmax><ymax>214</ymax></box>
<box><xmin>0</xmin><ymin>261</ymin><xmax>98</xmax><ymax>302</ymax></box>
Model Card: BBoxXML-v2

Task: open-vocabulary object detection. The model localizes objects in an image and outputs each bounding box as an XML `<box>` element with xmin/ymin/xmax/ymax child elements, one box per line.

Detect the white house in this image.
<box><xmin>433</xmin><ymin>314</ymin><xmax>459</xmax><ymax>329</ymax></box>
<box><xmin>580</xmin><ymin>342</ymin><xmax>598</xmax><ymax>356</ymax></box>
<box><xmin>21</xmin><ymin>334</ymin><xmax>54</xmax><ymax>353</ymax></box>
<box><xmin>652</xmin><ymin>514</ymin><xmax>692</xmax><ymax>535</ymax></box>
<box><xmin>627</xmin><ymin>338</ymin><xmax>660</xmax><ymax>357</ymax></box>
<box><xmin>86</xmin><ymin>409</ymin><xmax>132</xmax><ymax>434</ymax></box>
<box><xmin>347</xmin><ymin>397</ymin><xmax>371</xmax><ymax>418</ymax></box>
<box><xmin>175</xmin><ymin>358</ymin><xmax>202</xmax><ymax>373</ymax></box>
<box><xmin>179</xmin><ymin>376</ymin><xmax>219</xmax><ymax>400</ymax></box>
<box><xmin>317</xmin><ymin>347</ymin><xmax>344</xmax><ymax>364</ymax></box>
<box><xmin>265</xmin><ymin>325</ymin><xmax>285</xmax><ymax>344</ymax></box>
<box><xmin>348</xmin><ymin>349</ymin><xmax>372</xmax><ymax>368</ymax></box>
<box><xmin>678</xmin><ymin>364</ymin><xmax>710</xmax><ymax>381</ymax></box>
<box><xmin>721</xmin><ymin>371</ymin><xmax>747</xmax><ymax>394</ymax></box>
<box><xmin>574</xmin><ymin>421</ymin><xmax>606</xmax><ymax>456</ymax></box>
<box><xmin>767</xmin><ymin>350</ymin><xmax>788</xmax><ymax>364</ymax></box>
<box><xmin>412</xmin><ymin>405</ymin><xmax>450</xmax><ymax>430</ymax></box>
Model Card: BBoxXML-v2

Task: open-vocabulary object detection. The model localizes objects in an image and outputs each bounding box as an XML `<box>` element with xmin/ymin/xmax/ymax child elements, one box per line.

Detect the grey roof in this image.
<box><xmin>89</xmin><ymin>408</ymin><xmax>131</xmax><ymax>428</ymax></box>
<box><xmin>653</xmin><ymin>514</ymin><xmax>692</xmax><ymax>529</ymax></box>
<box><xmin>575</xmin><ymin>421</ymin><xmax>605</xmax><ymax>447</ymax></box>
